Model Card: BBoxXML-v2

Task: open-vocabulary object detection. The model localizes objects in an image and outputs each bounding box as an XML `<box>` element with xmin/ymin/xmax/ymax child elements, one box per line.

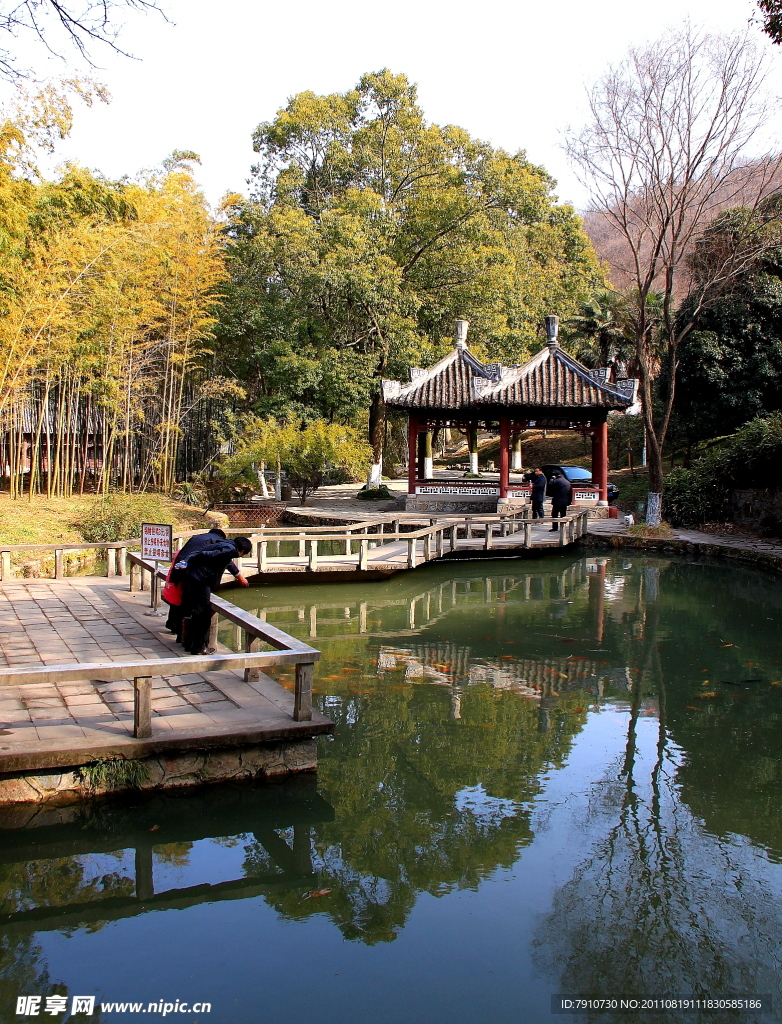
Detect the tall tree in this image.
<box><xmin>218</xmin><ymin>70</ymin><xmax>602</xmax><ymax>484</ymax></box>
<box><xmin>567</xmin><ymin>26</ymin><xmax>781</xmax><ymax>523</ymax></box>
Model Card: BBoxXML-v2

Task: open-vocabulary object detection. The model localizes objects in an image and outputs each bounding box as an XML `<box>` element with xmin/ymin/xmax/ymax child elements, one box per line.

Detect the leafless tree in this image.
<box><xmin>0</xmin><ymin>0</ymin><xmax>166</xmax><ymax>80</ymax></box>
<box><xmin>567</xmin><ymin>25</ymin><xmax>781</xmax><ymax>524</ymax></box>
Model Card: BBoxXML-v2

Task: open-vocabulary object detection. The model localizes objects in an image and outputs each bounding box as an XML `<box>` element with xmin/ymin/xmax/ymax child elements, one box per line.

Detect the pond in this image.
<box><xmin>2</xmin><ymin>553</ymin><xmax>782</xmax><ymax>1024</ymax></box>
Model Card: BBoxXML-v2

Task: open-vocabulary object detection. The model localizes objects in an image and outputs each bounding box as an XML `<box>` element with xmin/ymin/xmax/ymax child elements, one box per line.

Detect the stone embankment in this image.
<box><xmin>585</xmin><ymin>521</ymin><xmax>782</xmax><ymax>575</ymax></box>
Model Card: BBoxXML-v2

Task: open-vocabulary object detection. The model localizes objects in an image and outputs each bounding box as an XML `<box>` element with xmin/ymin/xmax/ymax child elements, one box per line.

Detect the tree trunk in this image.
<box><xmin>367</xmin><ymin>391</ymin><xmax>385</xmax><ymax>488</ymax></box>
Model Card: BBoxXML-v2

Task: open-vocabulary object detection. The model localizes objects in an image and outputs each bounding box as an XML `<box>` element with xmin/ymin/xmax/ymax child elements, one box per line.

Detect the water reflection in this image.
<box><xmin>2</xmin><ymin>555</ymin><xmax>782</xmax><ymax>1020</ymax></box>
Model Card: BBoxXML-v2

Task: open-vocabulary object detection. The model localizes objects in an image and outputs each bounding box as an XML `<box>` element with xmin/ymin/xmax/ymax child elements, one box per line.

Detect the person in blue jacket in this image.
<box><xmin>165</xmin><ymin>528</ymin><xmax>248</xmax><ymax>642</ymax></box>
<box><xmin>548</xmin><ymin>472</ymin><xmax>572</xmax><ymax>531</ymax></box>
<box><xmin>530</xmin><ymin>467</ymin><xmax>547</xmax><ymax>519</ymax></box>
<box><xmin>177</xmin><ymin>536</ymin><xmax>252</xmax><ymax>655</ymax></box>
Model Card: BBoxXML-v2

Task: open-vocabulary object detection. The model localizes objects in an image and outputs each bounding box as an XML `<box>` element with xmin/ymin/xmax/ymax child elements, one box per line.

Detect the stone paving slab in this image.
<box><xmin>0</xmin><ymin>576</ymin><xmax>331</xmax><ymax>772</ymax></box>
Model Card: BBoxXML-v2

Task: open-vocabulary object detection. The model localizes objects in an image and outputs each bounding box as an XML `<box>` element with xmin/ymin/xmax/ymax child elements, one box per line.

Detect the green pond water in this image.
<box><xmin>3</xmin><ymin>553</ymin><xmax>782</xmax><ymax>1024</ymax></box>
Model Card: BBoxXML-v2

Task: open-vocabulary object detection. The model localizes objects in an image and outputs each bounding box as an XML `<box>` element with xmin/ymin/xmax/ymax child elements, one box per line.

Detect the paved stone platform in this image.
<box><xmin>0</xmin><ymin>577</ymin><xmax>331</xmax><ymax>769</ymax></box>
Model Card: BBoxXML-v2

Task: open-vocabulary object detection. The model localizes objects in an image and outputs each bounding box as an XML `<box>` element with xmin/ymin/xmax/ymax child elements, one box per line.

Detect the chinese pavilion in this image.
<box><xmin>381</xmin><ymin>318</ymin><xmax>638</xmax><ymax>513</ymax></box>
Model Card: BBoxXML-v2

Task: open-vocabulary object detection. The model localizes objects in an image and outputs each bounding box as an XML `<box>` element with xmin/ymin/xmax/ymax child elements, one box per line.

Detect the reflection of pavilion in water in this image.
<box><xmin>234</xmin><ymin>557</ymin><xmax>638</xmax><ymax>722</ymax></box>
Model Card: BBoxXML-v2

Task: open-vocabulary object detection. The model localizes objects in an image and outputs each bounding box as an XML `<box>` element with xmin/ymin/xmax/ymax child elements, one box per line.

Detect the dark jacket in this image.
<box><xmin>531</xmin><ymin>472</ymin><xmax>547</xmax><ymax>500</ymax></box>
<box><xmin>182</xmin><ymin>539</ymin><xmax>243</xmax><ymax>587</ymax></box>
<box><xmin>548</xmin><ymin>476</ymin><xmax>572</xmax><ymax>507</ymax></box>
<box><xmin>171</xmin><ymin>529</ymin><xmax>238</xmax><ymax>584</ymax></box>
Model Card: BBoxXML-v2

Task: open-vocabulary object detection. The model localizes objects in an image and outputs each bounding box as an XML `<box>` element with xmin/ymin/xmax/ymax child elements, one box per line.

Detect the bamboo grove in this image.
<box><xmin>0</xmin><ymin>85</ymin><xmax>234</xmax><ymax>498</ymax></box>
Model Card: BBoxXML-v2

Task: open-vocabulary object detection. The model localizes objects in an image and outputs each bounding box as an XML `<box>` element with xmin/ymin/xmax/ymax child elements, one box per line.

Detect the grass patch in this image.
<box><xmin>627</xmin><ymin>522</ymin><xmax>674</xmax><ymax>538</ymax></box>
<box><xmin>77</xmin><ymin>757</ymin><xmax>149</xmax><ymax>791</ymax></box>
<box><xmin>0</xmin><ymin>492</ymin><xmax>204</xmax><ymax>547</ymax></box>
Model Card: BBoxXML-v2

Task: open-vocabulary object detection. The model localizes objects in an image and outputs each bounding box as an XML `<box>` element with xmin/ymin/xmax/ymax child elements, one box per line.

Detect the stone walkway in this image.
<box><xmin>0</xmin><ymin>577</ymin><xmax>329</xmax><ymax>761</ymax></box>
<box><xmin>587</xmin><ymin>517</ymin><xmax>782</xmax><ymax>554</ymax></box>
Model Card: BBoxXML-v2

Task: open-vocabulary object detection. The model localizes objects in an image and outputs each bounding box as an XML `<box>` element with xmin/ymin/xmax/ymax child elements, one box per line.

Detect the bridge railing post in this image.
<box><xmin>407</xmin><ymin>538</ymin><xmax>417</xmax><ymax>568</ymax></box>
<box><xmin>134</xmin><ymin>675</ymin><xmax>152</xmax><ymax>738</ymax></box>
<box><xmin>309</xmin><ymin>540</ymin><xmax>319</xmax><ymax>571</ymax></box>
<box><xmin>258</xmin><ymin>541</ymin><xmax>268</xmax><ymax>573</ymax></box>
<box><xmin>244</xmin><ymin>632</ymin><xmax>261</xmax><ymax>682</ymax></box>
<box><xmin>294</xmin><ymin>661</ymin><xmax>313</xmax><ymax>721</ymax></box>
<box><xmin>359</xmin><ymin>538</ymin><xmax>369</xmax><ymax>570</ymax></box>
<box><xmin>55</xmin><ymin>549</ymin><xmax>64</xmax><ymax>579</ymax></box>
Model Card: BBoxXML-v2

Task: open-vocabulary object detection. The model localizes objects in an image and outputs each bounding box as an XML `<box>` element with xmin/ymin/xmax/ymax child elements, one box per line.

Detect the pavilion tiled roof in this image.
<box><xmin>381</xmin><ymin>344</ymin><xmax>501</xmax><ymax>410</ymax></box>
<box><xmin>382</xmin><ymin>341</ymin><xmax>635</xmax><ymax>412</ymax></box>
<box><xmin>477</xmin><ymin>345</ymin><xmax>635</xmax><ymax>410</ymax></box>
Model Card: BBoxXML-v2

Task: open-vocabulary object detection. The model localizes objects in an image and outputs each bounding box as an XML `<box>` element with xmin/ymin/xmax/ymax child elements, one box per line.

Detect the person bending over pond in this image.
<box><xmin>177</xmin><ymin>537</ymin><xmax>252</xmax><ymax>655</ymax></box>
<box><xmin>166</xmin><ymin>528</ymin><xmax>249</xmax><ymax>642</ymax></box>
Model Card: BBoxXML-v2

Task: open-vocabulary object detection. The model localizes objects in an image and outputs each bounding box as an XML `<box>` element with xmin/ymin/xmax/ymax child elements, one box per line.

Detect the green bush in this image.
<box><xmin>664</xmin><ymin>413</ymin><xmax>782</xmax><ymax>527</ymax></box>
<box><xmin>77</xmin><ymin>494</ymin><xmax>180</xmax><ymax>542</ymax></box>
<box><xmin>357</xmin><ymin>485</ymin><xmax>394</xmax><ymax>501</ymax></box>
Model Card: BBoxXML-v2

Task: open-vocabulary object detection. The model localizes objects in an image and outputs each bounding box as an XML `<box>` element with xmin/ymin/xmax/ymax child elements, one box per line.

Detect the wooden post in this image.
<box><xmin>559</xmin><ymin>521</ymin><xmax>566</xmax><ymax>547</ymax></box>
<box><xmin>0</xmin><ymin>550</ymin><xmax>9</xmax><ymax>581</ymax></box>
<box><xmin>345</xmin><ymin>533</ymin><xmax>351</xmax><ymax>555</ymax></box>
<box><xmin>244</xmin><ymin>633</ymin><xmax>261</xmax><ymax>682</ymax></box>
<box><xmin>232</xmin><ymin>623</ymin><xmax>242</xmax><ymax>650</ymax></box>
<box><xmin>407</xmin><ymin>538</ymin><xmax>416</xmax><ymax>568</ymax></box>
<box><xmin>424</xmin><ymin>533</ymin><xmax>432</xmax><ymax>561</ymax></box>
<box><xmin>118</xmin><ymin>547</ymin><xmax>127</xmax><ymax>576</ymax></box>
<box><xmin>134</xmin><ymin>676</ymin><xmax>152</xmax><ymax>738</ymax></box>
<box><xmin>309</xmin><ymin>540</ymin><xmax>318</xmax><ymax>570</ymax></box>
<box><xmin>208</xmin><ymin>611</ymin><xmax>219</xmax><ymax>649</ymax></box>
<box><xmin>298</xmin><ymin>533</ymin><xmax>306</xmax><ymax>558</ymax></box>
<box><xmin>450</xmin><ymin>525</ymin><xmax>457</xmax><ymax>550</ymax></box>
<box><xmin>465</xmin><ymin>519</ymin><xmax>472</xmax><ymax>540</ymax></box>
<box><xmin>54</xmin><ymin>549</ymin><xmax>64</xmax><ymax>580</ymax></box>
<box><xmin>106</xmin><ymin>547</ymin><xmax>117</xmax><ymax>577</ymax></box>
<box><xmin>524</xmin><ymin>522</ymin><xmax>532</xmax><ymax>548</ymax></box>
<box><xmin>294</xmin><ymin>661</ymin><xmax>313</xmax><ymax>721</ymax></box>
<box><xmin>436</xmin><ymin>528</ymin><xmax>443</xmax><ymax>557</ymax></box>
<box><xmin>484</xmin><ymin>523</ymin><xmax>493</xmax><ymax>550</ymax></box>
<box><xmin>258</xmin><ymin>541</ymin><xmax>268</xmax><ymax>573</ymax></box>
<box><xmin>359</xmin><ymin>538</ymin><xmax>368</xmax><ymax>570</ymax></box>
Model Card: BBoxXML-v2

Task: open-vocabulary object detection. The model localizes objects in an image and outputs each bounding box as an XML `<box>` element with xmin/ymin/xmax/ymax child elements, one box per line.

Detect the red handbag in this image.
<box><xmin>162</xmin><ymin>552</ymin><xmax>183</xmax><ymax>607</ymax></box>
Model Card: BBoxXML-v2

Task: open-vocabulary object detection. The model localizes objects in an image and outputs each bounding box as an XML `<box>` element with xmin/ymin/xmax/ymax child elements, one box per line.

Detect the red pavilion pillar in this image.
<box><xmin>591</xmin><ymin>417</ymin><xmax>609</xmax><ymax>502</ymax></box>
<box><xmin>499</xmin><ymin>416</ymin><xmax>510</xmax><ymax>499</ymax></box>
<box><xmin>407</xmin><ymin>414</ymin><xmax>419</xmax><ymax>495</ymax></box>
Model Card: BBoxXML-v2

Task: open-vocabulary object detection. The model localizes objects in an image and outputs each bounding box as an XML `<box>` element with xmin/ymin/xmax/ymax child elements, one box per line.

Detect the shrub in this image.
<box><xmin>77</xmin><ymin>494</ymin><xmax>179</xmax><ymax>542</ymax></box>
<box><xmin>664</xmin><ymin>413</ymin><xmax>782</xmax><ymax>527</ymax></box>
<box><xmin>357</xmin><ymin>485</ymin><xmax>393</xmax><ymax>501</ymax></box>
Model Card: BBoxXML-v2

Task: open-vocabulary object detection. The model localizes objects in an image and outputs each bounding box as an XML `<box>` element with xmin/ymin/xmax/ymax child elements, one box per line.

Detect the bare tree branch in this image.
<box><xmin>0</xmin><ymin>0</ymin><xmax>167</xmax><ymax>80</ymax></box>
<box><xmin>567</xmin><ymin>24</ymin><xmax>782</xmax><ymax>522</ymax></box>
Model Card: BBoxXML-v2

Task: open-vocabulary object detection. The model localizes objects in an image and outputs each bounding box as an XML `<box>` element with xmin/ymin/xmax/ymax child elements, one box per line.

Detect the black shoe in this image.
<box><xmin>549</xmin><ymin>528</ymin><xmax>557</xmax><ymax>532</ymax></box>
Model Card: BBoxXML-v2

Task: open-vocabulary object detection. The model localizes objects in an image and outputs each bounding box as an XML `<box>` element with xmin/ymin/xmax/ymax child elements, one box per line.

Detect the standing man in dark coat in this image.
<box><xmin>548</xmin><ymin>472</ymin><xmax>572</xmax><ymax>531</ymax></box>
<box><xmin>530</xmin><ymin>467</ymin><xmax>547</xmax><ymax>519</ymax></box>
<box><xmin>177</xmin><ymin>537</ymin><xmax>252</xmax><ymax>655</ymax></box>
<box><xmin>165</xmin><ymin>528</ymin><xmax>248</xmax><ymax>642</ymax></box>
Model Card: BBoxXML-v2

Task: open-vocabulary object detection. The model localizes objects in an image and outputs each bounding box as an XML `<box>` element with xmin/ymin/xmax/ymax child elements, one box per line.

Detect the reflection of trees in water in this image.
<box><xmin>0</xmin><ymin>855</ymin><xmax>133</xmax><ymax>1021</ymax></box>
<box><xmin>263</xmin><ymin>683</ymin><xmax>590</xmax><ymax>943</ymax></box>
<box><xmin>535</xmin><ymin>573</ymin><xmax>782</xmax><ymax>1023</ymax></box>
